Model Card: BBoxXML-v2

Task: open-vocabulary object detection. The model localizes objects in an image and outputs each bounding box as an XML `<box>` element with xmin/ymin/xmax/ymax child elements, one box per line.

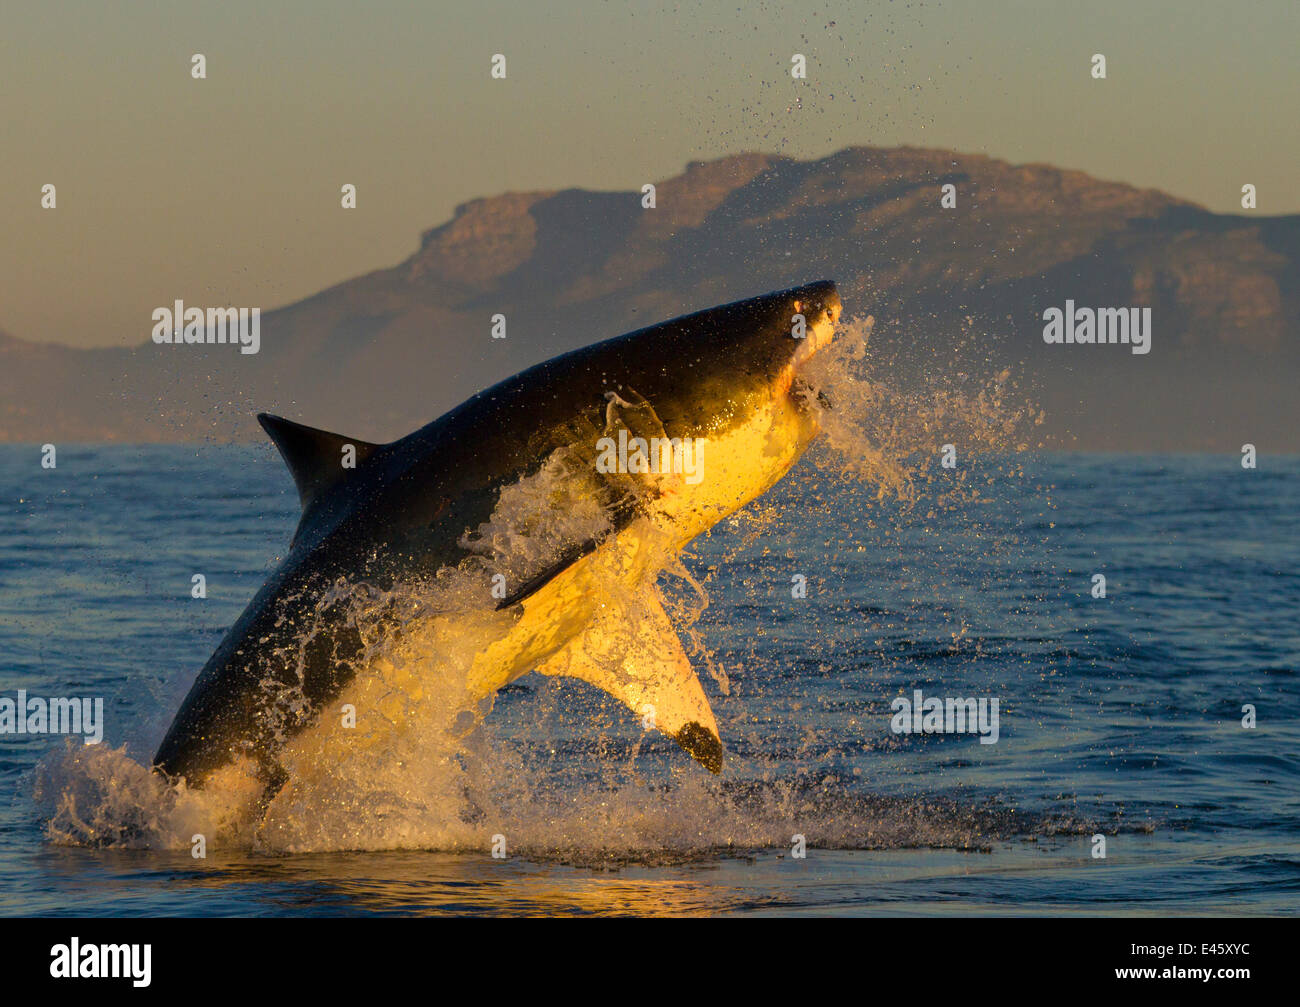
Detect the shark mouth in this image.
<box><xmin>793</xmin><ymin>294</ymin><xmax>842</xmax><ymax>366</ymax></box>
<box><xmin>784</xmin><ymin>296</ymin><xmax>843</xmax><ymax>405</ymax></box>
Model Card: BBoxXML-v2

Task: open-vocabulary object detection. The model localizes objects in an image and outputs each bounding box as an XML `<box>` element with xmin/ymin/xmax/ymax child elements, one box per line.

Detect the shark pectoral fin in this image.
<box><xmin>603</xmin><ymin>387</ymin><xmax>665</xmax><ymax>442</ymax></box>
<box><xmin>537</xmin><ymin>590</ymin><xmax>723</xmax><ymax>773</ymax></box>
<box><xmin>602</xmin><ymin>388</ymin><xmax>684</xmax><ymax>498</ymax></box>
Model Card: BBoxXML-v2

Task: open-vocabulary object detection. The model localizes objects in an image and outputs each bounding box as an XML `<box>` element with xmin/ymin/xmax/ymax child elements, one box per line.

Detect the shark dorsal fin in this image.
<box><xmin>257</xmin><ymin>413</ymin><xmax>381</xmax><ymax>512</ymax></box>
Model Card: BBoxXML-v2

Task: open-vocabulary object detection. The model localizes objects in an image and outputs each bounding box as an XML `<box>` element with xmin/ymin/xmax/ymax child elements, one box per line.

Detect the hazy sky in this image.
<box><xmin>3</xmin><ymin>0</ymin><xmax>1296</xmax><ymax>348</ymax></box>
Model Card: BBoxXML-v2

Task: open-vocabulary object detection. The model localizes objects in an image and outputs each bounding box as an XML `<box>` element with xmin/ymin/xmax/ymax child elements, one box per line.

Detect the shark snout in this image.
<box><xmin>791</xmin><ymin>281</ymin><xmax>841</xmax><ymax>365</ymax></box>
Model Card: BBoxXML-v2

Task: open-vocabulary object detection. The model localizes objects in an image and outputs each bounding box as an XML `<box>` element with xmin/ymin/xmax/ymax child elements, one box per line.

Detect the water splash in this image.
<box><xmin>796</xmin><ymin>313</ymin><xmax>1041</xmax><ymax>501</ymax></box>
<box><xmin>33</xmin><ymin>314</ymin><xmax>1046</xmax><ymax>856</ymax></box>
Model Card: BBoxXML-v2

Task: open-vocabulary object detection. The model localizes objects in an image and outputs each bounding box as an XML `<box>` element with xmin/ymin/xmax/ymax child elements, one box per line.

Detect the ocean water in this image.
<box><xmin>0</xmin><ymin>444</ymin><xmax>1297</xmax><ymax>916</ymax></box>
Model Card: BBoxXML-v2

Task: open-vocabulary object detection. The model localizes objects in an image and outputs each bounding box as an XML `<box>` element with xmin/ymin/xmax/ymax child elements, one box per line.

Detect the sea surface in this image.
<box><xmin>1</xmin><ymin>445</ymin><xmax>1297</xmax><ymax>916</ymax></box>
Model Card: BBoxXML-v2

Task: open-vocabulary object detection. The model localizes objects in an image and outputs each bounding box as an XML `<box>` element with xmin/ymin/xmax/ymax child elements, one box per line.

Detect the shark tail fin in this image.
<box><xmin>257</xmin><ymin>413</ymin><xmax>383</xmax><ymax>512</ymax></box>
<box><xmin>537</xmin><ymin>587</ymin><xmax>723</xmax><ymax>773</ymax></box>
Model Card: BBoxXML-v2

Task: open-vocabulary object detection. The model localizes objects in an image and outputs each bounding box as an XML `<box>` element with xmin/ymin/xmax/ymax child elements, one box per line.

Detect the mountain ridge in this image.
<box><xmin>4</xmin><ymin>145</ymin><xmax>1296</xmax><ymax>450</ymax></box>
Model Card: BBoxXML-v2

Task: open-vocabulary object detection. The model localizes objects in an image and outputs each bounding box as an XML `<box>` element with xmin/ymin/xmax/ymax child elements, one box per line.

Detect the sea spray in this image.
<box><xmin>33</xmin><ymin>312</ymin><xmax>1051</xmax><ymax>856</ymax></box>
<box><xmin>794</xmin><ymin>313</ymin><xmax>1041</xmax><ymax>503</ymax></box>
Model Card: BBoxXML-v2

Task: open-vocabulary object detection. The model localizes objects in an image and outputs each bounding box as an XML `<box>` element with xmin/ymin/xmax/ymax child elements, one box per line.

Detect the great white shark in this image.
<box><xmin>153</xmin><ymin>281</ymin><xmax>842</xmax><ymax>803</ymax></box>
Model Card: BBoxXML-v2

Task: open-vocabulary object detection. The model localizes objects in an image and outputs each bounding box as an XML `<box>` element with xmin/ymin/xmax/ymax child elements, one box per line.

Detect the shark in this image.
<box><xmin>153</xmin><ymin>280</ymin><xmax>842</xmax><ymax>804</ymax></box>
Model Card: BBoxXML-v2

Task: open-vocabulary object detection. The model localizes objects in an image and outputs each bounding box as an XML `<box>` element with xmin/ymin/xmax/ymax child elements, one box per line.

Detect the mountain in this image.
<box><xmin>3</xmin><ymin>146</ymin><xmax>1297</xmax><ymax>450</ymax></box>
